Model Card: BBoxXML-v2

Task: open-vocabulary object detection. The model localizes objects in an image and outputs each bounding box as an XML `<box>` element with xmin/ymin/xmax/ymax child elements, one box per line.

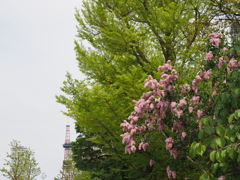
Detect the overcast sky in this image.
<box><xmin>0</xmin><ymin>0</ymin><xmax>85</xmax><ymax>179</ymax></box>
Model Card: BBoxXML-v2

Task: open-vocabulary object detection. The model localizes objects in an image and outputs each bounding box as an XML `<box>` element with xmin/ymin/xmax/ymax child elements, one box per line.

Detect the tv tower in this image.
<box><xmin>61</xmin><ymin>125</ymin><xmax>73</xmax><ymax>180</ymax></box>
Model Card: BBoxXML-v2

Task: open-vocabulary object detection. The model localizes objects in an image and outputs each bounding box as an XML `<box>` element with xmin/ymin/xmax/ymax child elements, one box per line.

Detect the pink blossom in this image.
<box><xmin>217</xmin><ymin>176</ymin><xmax>225</xmax><ymax>180</ymax></box>
<box><xmin>171</xmin><ymin>102</ymin><xmax>177</xmax><ymax>108</ymax></box>
<box><xmin>189</xmin><ymin>107</ymin><xmax>194</xmax><ymax>113</ymax></box>
<box><xmin>212</xmin><ymin>89</ymin><xmax>217</xmax><ymax>97</ymax></box>
<box><xmin>149</xmin><ymin>159</ymin><xmax>155</xmax><ymax>166</ymax></box>
<box><xmin>124</xmin><ymin>139</ymin><xmax>136</xmax><ymax>154</ymax></box>
<box><xmin>125</xmin><ymin>144</ymin><xmax>131</xmax><ymax>154</ymax></box>
<box><xmin>166</xmin><ymin>166</ymin><xmax>176</xmax><ymax>179</ymax></box>
<box><xmin>192</xmin><ymin>78</ymin><xmax>201</xmax><ymax>93</ymax></box>
<box><xmin>147</xmin><ymin>120</ymin><xmax>154</xmax><ymax>130</ymax></box>
<box><xmin>166</xmin><ymin>166</ymin><xmax>172</xmax><ymax>178</ymax></box>
<box><xmin>120</xmin><ymin>120</ymin><xmax>131</xmax><ymax>131</ymax></box>
<box><xmin>128</xmin><ymin>116</ymin><xmax>138</xmax><ymax>124</ymax></box>
<box><xmin>195</xmin><ymin>75</ymin><xmax>202</xmax><ymax>81</ymax></box>
<box><xmin>170</xmin><ymin>149</ymin><xmax>178</xmax><ymax>159</ymax></box>
<box><xmin>158</xmin><ymin>60</ymin><xmax>172</xmax><ymax>72</ymax></box>
<box><xmin>190</xmin><ymin>96</ymin><xmax>200</xmax><ymax>103</ymax></box>
<box><xmin>171</xmin><ymin>171</ymin><xmax>176</xmax><ymax>179</ymax></box>
<box><xmin>227</xmin><ymin>67</ymin><xmax>232</xmax><ymax>74</ymax></box>
<box><xmin>165</xmin><ymin>84</ymin><xmax>174</xmax><ymax>91</ymax></box>
<box><xmin>197</xmin><ymin>110</ymin><xmax>203</xmax><ymax>118</ymax></box>
<box><xmin>155</xmin><ymin>100</ymin><xmax>170</xmax><ymax>119</ymax></box>
<box><xmin>218</xmin><ymin>56</ymin><xmax>226</xmax><ymax>69</ymax></box>
<box><xmin>200</xmin><ymin>69</ymin><xmax>212</xmax><ymax>79</ymax></box>
<box><xmin>205</xmin><ymin>51</ymin><xmax>213</xmax><ymax>60</ymax></box>
<box><xmin>209</xmin><ymin>33</ymin><xmax>221</xmax><ymax>46</ymax></box>
<box><xmin>165</xmin><ymin>137</ymin><xmax>174</xmax><ymax>150</ymax></box>
<box><xmin>228</xmin><ymin>59</ymin><xmax>238</xmax><ymax>68</ymax></box>
<box><xmin>171</xmin><ymin>107</ymin><xmax>183</xmax><ymax>118</ymax></box>
<box><xmin>144</xmin><ymin>75</ymin><xmax>160</xmax><ymax>89</ymax></box>
<box><xmin>172</xmin><ymin>121</ymin><xmax>184</xmax><ymax>132</ymax></box>
<box><xmin>121</xmin><ymin>132</ymin><xmax>132</xmax><ymax>144</ymax></box>
<box><xmin>180</xmin><ymin>84</ymin><xmax>190</xmax><ymax>95</ymax></box>
<box><xmin>222</xmin><ymin>47</ymin><xmax>228</xmax><ymax>51</ymax></box>
<box><xmin>139</xmin><ymin>141</ymin><xmax>149</xmax><ymax>151</ymax></box>
<box><xmin>179</xmin><ymin>98</ymin><xmax>187</xmax><ymax>107</ymax></box>
<box><xmin>210</xmin><ymin>38</ymin><xmax>220</xmax><ymax>46</ymax></box>
<box><xmin>209</xmin><ymin>33</ymin><xmax>222</xmax><ymax>38</ymax></box>
<box><xmin>181</xmin><ymin>132</ymin><xmax>187</xmax><ymax>141</ymax></box>
<box><xmin>130</xmin><ymin>145</ymin><xmax>136</xmax><ymax>153</ymax></box>
<box><xmin>157</xmin><ymin>119</ymin><xmax>164</xmax><ymax>131</ymax></box>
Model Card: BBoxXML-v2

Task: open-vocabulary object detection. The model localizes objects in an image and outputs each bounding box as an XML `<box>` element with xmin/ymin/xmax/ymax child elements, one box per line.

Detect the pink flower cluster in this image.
<box><xmin>120</xmin><ymin>60</ymin><xmax>211</xmax><ymax>158</ymax></box>
<box><xmin>165</xmin><ymin>137</ymin><xmax>174</xmax><ymax>150</ymax></box>
<box><xmin>167</xmin><ymin>166</ymin><xmax>176</xmax><ymax>179</ymax></box>
<box><xmin>158</xmin><ymin>60</ymin><xmax>172</xmax><ymax>72</ymax></box>
<box><xmin>209</xmin><ymin>33</ymin><xmax>222</xmax><ymax>46</ymax></box>
<box><xmin>227</xmin><ymin>59</ymin><xmax>239</xmax><ymax>73</ymax></box>
<box><xmin>165</xmin><ymin>137</ymin><xmax>178</xmax><ymax>159</ymax></box>
<box><xmin>218</xmin><ymin>56</ymin><xmax>226</xmax><ymax>68</ymax></box>
<box><xmin>217</xmin><ymin>176</ymin><xmax>225</xmax><ymax>180</ymax></box>
<box><xmin>192</xmin><ymin>69</ymin><xmax>212</xmax><ymax>93</ymax></box>
<box><xmin>138</xmin><ymin>141</ymin><xmax>149</xmax><ymax>151</ymax></box>
<box><xmin>149</xmin><ymin>159</ymin><xmax>155</xmax><ymax>166</ymax></box>
<box><xmin>180</xmin><ymin>84</ymin><xmax>191</xmax><ymax>95</ymax></box>
<box><xmin>205</xmin><ymin>51</ymin><xmax>213</xmax><ymax>60</ymax></box>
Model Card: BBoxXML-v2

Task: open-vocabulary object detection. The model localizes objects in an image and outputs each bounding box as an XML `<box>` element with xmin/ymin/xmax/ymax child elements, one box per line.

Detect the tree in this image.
<box><xmin>0</xmin><ymin>140</ymin><xmax>41</xmax><ymax>180</ymax></box>
<box><xmin>120</xmin><ymin>33</ymin><xmax>240</xmax><ymax>179</ymax></box>
<box><xmin>56</xmin><ymin>0</ymin><xmax>237</xmax><ymax>179</ymax></box>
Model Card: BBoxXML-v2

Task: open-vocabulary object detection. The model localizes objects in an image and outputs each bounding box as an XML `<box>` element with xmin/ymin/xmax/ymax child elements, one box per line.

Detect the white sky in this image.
<box><xmin>0</xmin><ymin>0</ymin><xmax>85</xmax><ymax>179</ymax></box>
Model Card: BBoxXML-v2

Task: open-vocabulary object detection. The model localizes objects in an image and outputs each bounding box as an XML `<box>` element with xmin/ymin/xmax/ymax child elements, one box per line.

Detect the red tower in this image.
<box><xmin>61</xmin><ymin>125</ymin><xmax>73</xmax><ymax>179</ymax></box>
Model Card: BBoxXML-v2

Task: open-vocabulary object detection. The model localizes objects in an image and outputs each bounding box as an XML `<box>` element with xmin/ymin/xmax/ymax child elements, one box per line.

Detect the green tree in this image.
<box><xmin>56</xmin><ymin>0</ymin><xmax>235</xmax><ymax>179</ymax></box>
<box><xmin>0</xmin><ymin>140</ymin><xmax>41</xmax><ymax>180</ymax></box>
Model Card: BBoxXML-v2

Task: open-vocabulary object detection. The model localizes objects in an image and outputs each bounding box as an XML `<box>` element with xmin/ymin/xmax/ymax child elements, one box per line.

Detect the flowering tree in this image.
<box><xmin>120</xmin><ymin>33</ymin><xmax>240</xmax><ymax>179</ymax></box>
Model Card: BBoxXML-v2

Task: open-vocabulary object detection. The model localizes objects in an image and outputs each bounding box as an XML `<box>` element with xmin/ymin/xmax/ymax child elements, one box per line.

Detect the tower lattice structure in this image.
<box><xmin>61</xmin><ymin>125</ymin><xmax>73</xmax><ymax>180</ymax></box>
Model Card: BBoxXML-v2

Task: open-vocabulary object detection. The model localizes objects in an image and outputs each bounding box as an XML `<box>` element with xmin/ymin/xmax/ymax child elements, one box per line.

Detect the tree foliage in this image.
<box><xmin>56</xmin><ymin>0</ymin><xmax>240</xmax><ymax>179</ymax></box>
<box><xmin>0</xmin><ymin>140</ymin><xmax>41</xmax><ymax>180</ymax></box>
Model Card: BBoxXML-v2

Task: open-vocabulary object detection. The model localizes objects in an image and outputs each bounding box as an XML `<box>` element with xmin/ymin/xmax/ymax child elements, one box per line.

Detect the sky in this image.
<box><xmin>0</xmin><ymin>0</ymin><xmax>85</xmax><ymax>179</ymax></box>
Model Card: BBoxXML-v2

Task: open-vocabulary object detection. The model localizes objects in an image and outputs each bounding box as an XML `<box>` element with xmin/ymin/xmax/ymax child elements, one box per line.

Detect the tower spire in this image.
<box><xmin>61</xmin><ymin>125</ymin><xmax>73</xmax><ymax>179</ymax></box>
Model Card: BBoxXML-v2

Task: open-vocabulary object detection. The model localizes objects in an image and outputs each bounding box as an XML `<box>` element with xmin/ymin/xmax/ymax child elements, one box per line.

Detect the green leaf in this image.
<box><xmin>199</xmin><ymin>145</ymin><xmax>206</xmax><ymax>156</ymax></box>
<box><xmin>216</xmin><ymin>151</ymin><xmax>222</xmax><ymax>162</ymax></box>
<box><xmin>210</xmin><ymin>151</ymin><xmax>216</xmax><ymax>162</ymax></box>
<box><xmin>221</xmin><ymin>150</ymin><xmax>227</xmax><ymax>161</ymax></box>
<box><xmin>219</xmin><ymin>162</ymin><xmax>228</xmax><ymax>173</ymax></box>
<box><xmin>236</xmin><ymin>132</ymin><xmax>240</xmax><ymax>140</ymax></box>
<box><xmin>198</xmin><ymin>130</ymin><xmax>204</xmax><ymax>139</ymax></box>
<box><xmin>199</xmin><ymin>173</ymin><xmax>215</xmax><ymax>180</ymax></box>
<box><xmin>216</xmin><ymin>125</ymin><xmax>225</xmax><ymax>137</ymax></box>
<box><xmin>210</xmin><ymin>138</ymin><xmax>218</xmax><ymax>149</ymax></box>
<box><xmin>232</xmin><ymin>71</ymin><xmax>239</xmax><ymax>79</ymax></box>
<box><xmin>235</xmin><ymin>45</ymin><xmax>240</xmax><ymax>53</ymax></box>
<box><xmin>215</xmin><ymin>138</ymin><xmax>226</xmax><ymax>148</ymax></box>
<box><xmin>228</xmin><ymin>114</ymin><xmax>235</xmax><ymax>124</ymax></box>
<box><xmin>204</xmin><ymin>126</ymin><xmax>214</xmax><ymax>135</ymax></box>
<box><xmin>237</xmin><ymin>153</ymin><xmax>240</xmax><ymax>163</ymax></box>
<box><xmin>211</xmin><ymin>163</ymin><xmax>219</xmax><ymax>173</ymax></box>
<box><xmin>220</xmin><ymin>108</ymin><xmax>228</xmax><ymax>118</ymax></box>
<box><xmin>201</xmin><ymin>117</ymin><xmax>209</xmax><ymax>125</ymax></box>
<box><xmin>227</xmin><ymin>147</ymin><xmax>237</xmax><ymax>160</ymax></box>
